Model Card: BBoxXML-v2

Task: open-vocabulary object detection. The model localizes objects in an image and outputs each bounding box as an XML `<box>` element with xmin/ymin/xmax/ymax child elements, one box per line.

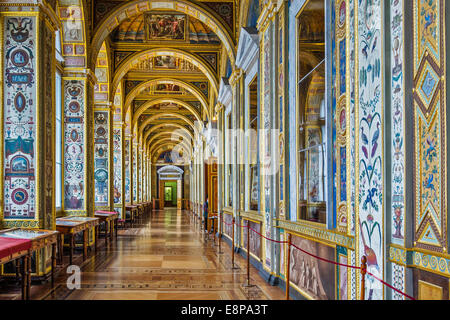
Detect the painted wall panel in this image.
<box><xmin>3</xmin><ymin>16</ymin><xmax>37</xmax><ymax>220</ymax></box>
<box><xmin>63</xmin><ymin>79</ymin><xmax>85</xmax><ymax>211</ymax></box>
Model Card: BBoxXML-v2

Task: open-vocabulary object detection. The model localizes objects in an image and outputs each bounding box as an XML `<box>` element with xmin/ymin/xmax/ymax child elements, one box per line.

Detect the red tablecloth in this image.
<box><xmin>95</xmin><ymin>211</ymin><xmax>117</xmax><ymax>215</ymax></box>
<box><xmin>0</xmin><ymin>237</ymin><xmax>32</xmax><ymax>260</ymax></box>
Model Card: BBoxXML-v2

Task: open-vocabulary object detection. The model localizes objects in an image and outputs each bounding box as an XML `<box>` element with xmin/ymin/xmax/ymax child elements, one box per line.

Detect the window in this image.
<box><xmin>248</xmin><ymin>75</ymin><xmax>259</xmax><ymax>211</ymax></box>
<box><xmin>55</xmin><ymin>70</ymin><xmax>62</xmax><ymax>208</ymax></box>
<box><xmin>297</xmin><ymin>0</ymin><xmax>326</xmax><ymax>224</ymax></box>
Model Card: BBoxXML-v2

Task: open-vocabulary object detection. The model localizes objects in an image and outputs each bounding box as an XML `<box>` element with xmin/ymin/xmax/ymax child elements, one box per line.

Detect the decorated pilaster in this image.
<box><xmin>228</xmin><ymin>68</ymin><xmax>243</xmax><ymax>248</ymax></box>
<box><xmin>93</xmin><ymin>102</ymin><xmax>112</xmax><ymax>211</ymax></box>
<box><xmin>257</xmin><ymin>0</ymin><xmax>278</xmax><ymax>280</ymax></box>
<box><xmin>0</xmin><ymin>3</ymin><xmax>59</xmax><ymax>230</ymax></box>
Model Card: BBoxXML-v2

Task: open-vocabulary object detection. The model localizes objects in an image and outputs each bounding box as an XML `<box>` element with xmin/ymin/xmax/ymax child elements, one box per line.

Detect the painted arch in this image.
<box><xmin>133</xmin><ymin>98</ymin><xmax>202</xmax><ymax>126</ymax></box>
<box><xmin>112</xmin><ymin>48</ymin><xmax>219</xmax><ymax>97</ymax></box>
<box><xmin>139</xmin><ymin>112</ymin><xmax>199</xmax><ymax>138</ymax></box>
<box><xmin>147</xmin><ymin>131</ymin><xmax>192</xmax><ymax>149</ymax></box>
<box><xmin>125</xmin><ymin>78</ymin><xmax>210</xmax><ymax>120</ymax></box>
<box><xmin>143</xmin><ymin>123</ymin><xmax>193</xmax><ymax>143</ymax></box>
<box><xmin>90</xmin><ymin>0</ymin><xmax>236</xmax><ymax>69</ymax></box>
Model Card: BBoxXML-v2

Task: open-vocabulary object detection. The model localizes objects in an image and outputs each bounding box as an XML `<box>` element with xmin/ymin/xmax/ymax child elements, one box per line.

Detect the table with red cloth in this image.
<box><xmin>125</xmin><ymin>205</ymin><xmax>138</xmax><ymax>227</ymax></box>
<box><xmin>0</xmin><ymin>237</ymin><xmax>31</xmax><ymax>300</ymax></box>
<box><xmin>0</xmin><ymin>228</ymin><xmax>59</xmax><ymax>300</ymax></box>
<box><xmin>95</xmin><ymin>211</ymin><xmax>119</xmax><ymax>242</ymax></box>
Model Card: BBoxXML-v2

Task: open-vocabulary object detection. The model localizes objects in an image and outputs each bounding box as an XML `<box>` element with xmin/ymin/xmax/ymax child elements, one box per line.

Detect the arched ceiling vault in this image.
<box><xmin>139</xmin><ymin>112</ymin><xmax>199</xmax><ymax>140</ymax></box>
<box><xmin>150</xmin><ymin>141</ymin><xmax>192</xmax><ymax>161</ymax></box>
<box><xmin>133</xmin><ymin>98</ymin><xmax>201</xmax><ymax>126</ymax></box>
<box><xmin>90</xmin><ymin>0</ymin><xmax>236</xmax><ymax>70</ymax></box>
<box><xmin>149</xmin><ymin>138</ymin><xmax>191</xmax><ymax>154</ymax></box>
<box><xmin>147</xmin><ymin>131</ymin><xmax>191</xmax><ymax>149</ymax></box>
<box><xmin>112</xmin><ymin>48</ymin><xmax>218</xmax><ymax>98</ymax></box>
<box><xmin>143</xmin><ymin>123</ymin><xmax>193</xmax><ymax>143</ymax></box>
<box><xmin>151</xmin><ymin>145</ymin><xmax>187</xmax><ymax>163</ymax></box>
<box><xmin>125</xmin><ymin>78</ymin><xmax>210</xmax><ymax>121</ymax></box>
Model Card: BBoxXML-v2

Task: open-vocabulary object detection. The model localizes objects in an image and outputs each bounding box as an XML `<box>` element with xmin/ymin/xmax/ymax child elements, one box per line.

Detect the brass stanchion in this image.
<box><xmin>243</xmin><ymin>221</ymin><xmax>254</xmax><ymax>287</ymax></box>
<box><xmin>231</xmin><ymin>217</ymin><xmax>235</xmax><ymax>266</ymax></box>
<box><xmin>360</xmin><ymin>256</ymin><xmax>367</xmax><ymax>300</ymax></box>
<box><xmin>218</xmin><ymin>212</ymin><xmax>223</xmax><ymax>254</ymax></box>
<box><xmin>231</xmin><ymin>217</ymin><xmax>239</xmax><ymax>270</ymax></box>
<box><xmin>286</xmin><ymin>234</ymin><xmax>291</xmax><ymax>300</ymax></box>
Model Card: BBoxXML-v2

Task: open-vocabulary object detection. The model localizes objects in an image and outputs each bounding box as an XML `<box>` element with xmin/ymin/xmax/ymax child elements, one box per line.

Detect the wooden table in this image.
<box><xmin>95</xmin><ymin>211</ymin><xmax>119</xmax><ymax>242</ymax></box>
<box><xmin>58</xmin><ymin>216</ymin><xmax>100</xmax><ymax>257</ymax></box>
<box><xmin>55</xmin><ymin>219</ymin><xmax>89</xmax><ymax>265</ymax></box>
<box><xmin>125</xmin><ymin>205</ymin><xmax>138</xmax><ymax>227</ymax></box>
<box><xmin>0</xmin><ymin>236</ymin><xmax>31</xmax><ymax>300</ymax></box>
<box><xmin>0</xmin><ymin>228</ymin><xmax>59</xmax><ymax>299</ymax></box>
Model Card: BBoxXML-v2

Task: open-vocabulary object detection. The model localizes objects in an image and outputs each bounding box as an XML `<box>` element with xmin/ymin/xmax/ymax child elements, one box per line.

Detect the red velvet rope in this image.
<box><xmin>290</xmin><ymin>243</ymin><xmax>360</xmax><ymax>270</ymax></box>
<box><xmin>216</xmin><ymin>215</ymin><xmax>414</xmax><ymax>300</ymax></box>
<box><xmin>367</xmin><ymin>271</ymin><xmax>415</xmax><ymax>300</ymax></box>
<box><xmin>248</xmin><ymin>226</ymin><xmax>288</xmax><ymax>244</ymax></box>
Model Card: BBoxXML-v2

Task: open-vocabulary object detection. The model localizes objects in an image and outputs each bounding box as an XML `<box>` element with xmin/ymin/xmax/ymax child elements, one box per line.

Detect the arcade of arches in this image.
<box><xmin>0</xmin><ymin>0</ymin><xmax>449</xmax><ymax>301</ymax></box>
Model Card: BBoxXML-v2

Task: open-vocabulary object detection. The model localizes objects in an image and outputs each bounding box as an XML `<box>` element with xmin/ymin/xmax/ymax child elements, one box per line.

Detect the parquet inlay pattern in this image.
<box><xmin>0</xmin><ymin>209</ymin><xmax>285</xmax><ymax>300</ymax></box>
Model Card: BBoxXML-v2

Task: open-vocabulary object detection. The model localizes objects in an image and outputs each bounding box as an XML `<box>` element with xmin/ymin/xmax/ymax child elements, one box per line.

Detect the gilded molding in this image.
<box><xmin>389</xmin><ymin>245</ymin><xmax>450</xmax><ymax>278</ymax></box>
<box><xmin>276</xmin><ymin>219</ymin><xmax>355</xmax><ymax>249</ymax></box>
<box><xmin>241</xmin><ymin>210</ymin><xmax>264</xmax><ymax>223</ymax></box>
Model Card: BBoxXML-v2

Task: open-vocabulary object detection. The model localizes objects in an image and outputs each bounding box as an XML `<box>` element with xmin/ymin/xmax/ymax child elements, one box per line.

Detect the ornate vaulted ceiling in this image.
<box><xmin>87</xmin><ymin>0</ymin><xmax>238</xmax><ymax>161</ymax></box>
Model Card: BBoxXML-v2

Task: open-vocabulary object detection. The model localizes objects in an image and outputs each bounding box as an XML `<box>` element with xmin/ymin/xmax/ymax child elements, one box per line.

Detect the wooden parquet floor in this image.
<box><xmin>0</xmin><ymin>209</ymin><xmax>285</xmax><ymax>300</ymax></box>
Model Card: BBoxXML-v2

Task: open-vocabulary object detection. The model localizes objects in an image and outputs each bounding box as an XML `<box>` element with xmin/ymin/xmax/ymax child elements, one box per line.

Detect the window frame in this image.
<box><xmin>295</xmin><ymin>0</ymin><xmax>333</xmax><ymax>228</ymax></box>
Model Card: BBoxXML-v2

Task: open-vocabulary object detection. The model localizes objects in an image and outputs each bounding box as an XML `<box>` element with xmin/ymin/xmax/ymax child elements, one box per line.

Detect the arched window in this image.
<box><xmin>297</xmin><ymin>0</ymin><xmax>327</xmax><ymax>224</ymax></box>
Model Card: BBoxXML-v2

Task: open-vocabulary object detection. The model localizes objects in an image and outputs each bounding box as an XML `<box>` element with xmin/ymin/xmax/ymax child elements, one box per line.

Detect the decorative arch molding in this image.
<box><xmin>133</xmin><ymin>98</ymin><xmax>202</xmax><ymax>126</ymax></box>
<box><xmin>125</xmin><ymin>78</ymin><xmax>210</xmax><ymax>120</ymax></box>
<box><xmin>90</xmin><ymin>0</ymin><xmax>236</xmax><ymax>69</ymax></box>
<box><xmin>143</xmin><ymin>123</ymin><xmax>193</xmax><ymax>144</ymax></box>
<box><xmin>147</xmin><ymin>131</ymin><xmax>191</xmax><ymax>149</ymax></box>
<box><xmin>149</xmin><ymin>138</ymin><xmax>191</xmax><ymax>155</ymax></box>
<box><xmin>156</xmin><ymin>165</ymin><xmax>184</xmax><ymax>181</ymax></box>
<box><xmin>112</xmin><ymin>48</ymin><xmax>218</xmax><ymax>97</ymax></box>
<box><xmin>139</xmin><ymin>112</ymin><xmax>200</xmax><ymax>138</ymax></box>
<box><xmin>157</xmin><ymin>165</ymin><xmax>184</xmax><ymax>174</ymax></box>
<box><xmin>151</xmin><ymin>142</ymin><xmax>192</xmax><ymax>163</ymax></box>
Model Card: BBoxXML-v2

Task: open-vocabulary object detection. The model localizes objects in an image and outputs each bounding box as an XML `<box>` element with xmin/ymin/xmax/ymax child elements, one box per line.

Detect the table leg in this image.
<box><xmin>51</xmin><ymin>243</ymin><xmax>56</xmax><ymax>288</ymax></box>
<box><xmin>83</xmin><ymin>229</ymin><xmax>87</xmax><ymax>260</ymax></box>
<box><xmin>15</xmin><ymin>259</ymin><xmax>19</xmax><ymax>282</ymax></box>
<box><xmin>57</xmin><ymin>234</ymin><xmax>62</xmax><ymax>265</ymax></box>
<box><xmin>95</xmin><ymin>225</ymin><xmax>99</xmax><ymax>252</ymax></box>
<box><xmin>70</xmin><ymin>233</ymin><xmax>74</xmax><ymax>266</ymax></box>
<box><xmin>26</xmin><ymin>253</ymin><xmax>31</xmax><ymax>300</ymax></box>
<box><xmin>105</xmin><ymin>221</ymin><xmax>109</xmax><ymax>245</ymax></box>
<box><xmin>115</xmin><ymin>219</ymin><xmax>118</xmax><ymax>239</ymax></box>
<box><xmin>21</xmin><ymin>256</ymin><xmax>26</xmax><ymax>300</ymax></box>
<box><xmin>110</xmin><ymin>220</ymin><xmax>114</xmax><ymax>241</ymax></box>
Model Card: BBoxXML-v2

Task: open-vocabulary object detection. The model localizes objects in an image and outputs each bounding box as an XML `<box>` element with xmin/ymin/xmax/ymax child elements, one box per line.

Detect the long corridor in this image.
<box><xmin>0</xmin><ymin>209</ymin><xmax>285</xmax><ymax>300</ymax></box>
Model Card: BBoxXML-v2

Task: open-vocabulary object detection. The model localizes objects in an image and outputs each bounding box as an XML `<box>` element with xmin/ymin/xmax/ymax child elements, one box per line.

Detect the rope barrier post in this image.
<box><xmin>243</xmin><ymin>221</ymin><xmax>254</xmax><ymax>287</ymax></box>
<box><xmin>218</xmin><ymin>212</ymin><xmax>223</xmax><ymax>254</ymax></box>
<box><xmin>247</xmin><ymin>221</ymin><xmax>250</xmax><ymax>285</ymax></box>
<box><xmin>360</xmin><ymin>256</ymin><xmax>367</xmax><ymax>300</ymax></box>
<box><xmin>230</xmin><ymin>217</ymin><xmax>239</xmax><ymax>270</ymax></box>
<box><xmin>286</xmin><ymin>234</ymin><xmax>291</xmax><ymax>300</ymax></box>
<box><xmin>231</xmin><ymin>217</ymin><xmax>235</xmax><ymax>267</ymax></box>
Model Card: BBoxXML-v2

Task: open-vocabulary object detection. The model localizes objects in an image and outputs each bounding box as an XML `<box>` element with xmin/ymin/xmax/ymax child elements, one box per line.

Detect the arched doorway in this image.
<box><xmin>157</xmin><ymin>165</ymin><xmax>184</xmax><ymax>209</ymax></box>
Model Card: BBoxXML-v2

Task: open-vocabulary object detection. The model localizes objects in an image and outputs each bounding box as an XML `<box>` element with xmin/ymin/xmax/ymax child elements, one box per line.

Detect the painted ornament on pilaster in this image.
<box><xmin>94</xmin><ymin>111</ymin><xmax>109</xmax><ymax>207</ymax></box>
<box><xmin>357</xmin><ymin>0</ymin><xmax>383</xmax><ymax>300</ymax></box>
<box><xmin>113</xmin><ymin>128</ymin><xmax>122</xmax><ymax>205</ymax></box>
<box><xmin>64</xmin><ymin>80</ymin><xmax>85</xmax><ymax>210</ymax></box>
<box><xmin>4</xmin><ymin>17</ymin><xmax>36</xmax><ymax>219</ymax></box>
